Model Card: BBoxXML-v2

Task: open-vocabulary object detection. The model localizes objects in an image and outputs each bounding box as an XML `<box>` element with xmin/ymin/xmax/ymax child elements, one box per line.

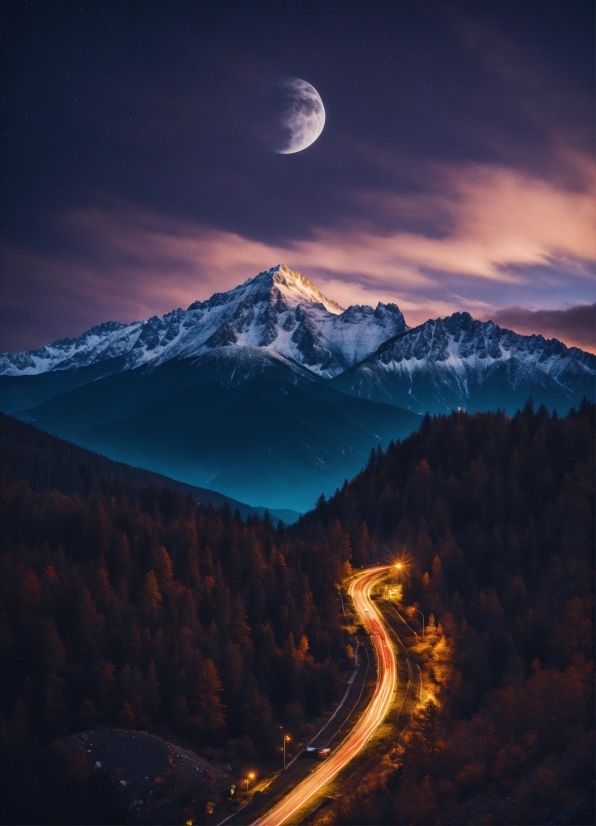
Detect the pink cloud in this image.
<box><xmin>2</xmin><ymin>156</ymin><xmax>595</xmax><ymax>353</ymax></box>
<box><xmin>69</xmin><ymin>157</ymin><xmax>596</xmax><ymax>289</ymax></box>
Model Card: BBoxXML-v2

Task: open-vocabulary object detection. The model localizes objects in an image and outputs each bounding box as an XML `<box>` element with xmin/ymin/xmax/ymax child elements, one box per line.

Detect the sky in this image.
<box><xmin>1</xmin><ymin>0</ymin><xmax>595</xmax><ymax>354</ymax></box>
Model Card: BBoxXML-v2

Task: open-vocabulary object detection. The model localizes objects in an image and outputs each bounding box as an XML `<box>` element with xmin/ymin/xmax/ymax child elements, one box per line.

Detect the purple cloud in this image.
<box><xmin>489</xmin><ymin>304</ymin><xmax>596</xmax><ymax>353</ymax></box>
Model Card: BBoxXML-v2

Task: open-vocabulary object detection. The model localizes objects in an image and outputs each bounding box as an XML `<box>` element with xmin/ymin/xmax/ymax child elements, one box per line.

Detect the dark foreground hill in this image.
<box><xmin>0</xmin><ymin>414</ymin><xmax>350</xmax><ymax>823</ymax></box>
<box><xmin>61</xmin><ymin>728</ymin><xmax>231</xmax><ymax>824</ymax></box>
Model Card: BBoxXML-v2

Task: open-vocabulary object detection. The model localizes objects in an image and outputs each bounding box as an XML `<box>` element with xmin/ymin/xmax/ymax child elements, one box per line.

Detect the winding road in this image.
<box><xmin>251</xmin><ymin>566</ymin><xmax>397</xmax><ymax>826</ymax></box>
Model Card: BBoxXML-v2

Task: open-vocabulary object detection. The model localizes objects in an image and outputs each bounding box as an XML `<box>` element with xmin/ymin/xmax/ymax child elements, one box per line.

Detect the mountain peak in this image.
<box><xmin>250</xmin><ymin>264</ymin><xmax>344</xmax><ymax>315</ymax></box>
<box><xmin>1</xmin><ymin>263</ymin><xmax>593</xmax><ymax>423</ymax></box>
<box><xmin>0</xmin><ymin>264</ymin><xmax>405</xmax><ymax>379</ymax></box>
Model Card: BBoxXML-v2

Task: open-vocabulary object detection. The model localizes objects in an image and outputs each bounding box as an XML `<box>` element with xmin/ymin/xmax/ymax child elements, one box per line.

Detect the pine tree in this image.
<box><xmin>140</xmin><ymin>570</ymin><xmax>163</xmax><ymax>622</ymax></box>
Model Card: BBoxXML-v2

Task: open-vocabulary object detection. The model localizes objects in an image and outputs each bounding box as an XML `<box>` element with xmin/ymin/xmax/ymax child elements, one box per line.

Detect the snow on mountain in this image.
<box><xmin>2</xmin><ymin>268</ymin><xmax>593</xmax><ymax>511</ymax></box>
<box><xmin>0</xmin><ymin>320</ymin><xmax>145</xmax><ymax>377</ymax></box>
<box><xmin>333</xmin><ymin>312</ymin><xmax>596</xmax><ymax>413</ymax></box>
<box><xmin>0</xmin><ymin>265</ymin><xmax>407</xmax><ymax>379</ymax></box>
<box><xmin>1</xmin><ymin>265</ymin><xmax>593</xmax><ymax>416</ymax></box>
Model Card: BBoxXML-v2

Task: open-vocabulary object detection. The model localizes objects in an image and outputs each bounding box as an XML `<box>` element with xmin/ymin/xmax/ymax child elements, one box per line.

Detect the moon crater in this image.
<box><xmin>275</xmin><ymin>78</ymin><xmax>325</xmax><ymax>154</ymax></box>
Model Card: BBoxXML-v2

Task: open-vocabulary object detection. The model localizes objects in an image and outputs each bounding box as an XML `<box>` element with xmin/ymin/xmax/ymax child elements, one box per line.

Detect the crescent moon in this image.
<box><xmin>276</xmin><ymin>78</ymin><xmax>325</xmax><ymax>154</ymax></box>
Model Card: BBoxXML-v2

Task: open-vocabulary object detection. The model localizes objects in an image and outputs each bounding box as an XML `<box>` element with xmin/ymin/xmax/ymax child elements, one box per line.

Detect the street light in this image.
<box><xmin>415</xmin><ymin>608</ymin><xmax>425</xmax><ymax>637</ymax></box>
<box><xmin>245</xmin><ymin>772</ymin><xmax>255</xmax><ymax>795</ymax></box>
<box><xmin>283</xmin><ymin>735</ymin><xmax>291</xmax><ymax>769</ymax></box>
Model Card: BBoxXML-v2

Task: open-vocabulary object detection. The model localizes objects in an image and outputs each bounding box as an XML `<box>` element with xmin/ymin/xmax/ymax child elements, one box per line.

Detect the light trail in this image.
<box><xmin>251</xmin><ymin>566</ymin><xmax>397</xmax><ymax>826</ymax></box>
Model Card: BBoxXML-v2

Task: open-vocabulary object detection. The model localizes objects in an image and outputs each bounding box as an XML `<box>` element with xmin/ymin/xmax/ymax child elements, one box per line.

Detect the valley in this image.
<box><xmin>1</xmin><ymin>400</ymin><xmax>592</xmax><ymax>825</ymax></box>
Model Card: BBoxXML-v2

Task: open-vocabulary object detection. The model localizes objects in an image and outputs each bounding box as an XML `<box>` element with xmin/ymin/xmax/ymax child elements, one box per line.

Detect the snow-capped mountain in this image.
<box><xmin>332</xmin><ymin>312</ymin><xmax>595</xmax><ymax>415</ymax></box>
<box><xmin>1</xmin><ymin>264</ymin><xmax>594</xmax><ymax>511</ymax></box>
<box><xmin>0</xmin><ymin>264</ymin><xmax>407</xmax><ymax>380</ymax></box>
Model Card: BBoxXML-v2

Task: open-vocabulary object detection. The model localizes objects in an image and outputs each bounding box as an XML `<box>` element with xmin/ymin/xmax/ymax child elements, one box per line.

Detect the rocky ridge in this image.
<box><xmin>1</xmin><ymin>264</ymin><xmax>594</xmax><ymax>418</ymax></box>
<box><xmin>332</xmin><ymin>311</ymin><xmax>594</xmax><ymax>412</ymax></box>
<box><xmin>0</xmin><ymin>264</ymin><xmax>407</xmax><ymax>380</ymax></box>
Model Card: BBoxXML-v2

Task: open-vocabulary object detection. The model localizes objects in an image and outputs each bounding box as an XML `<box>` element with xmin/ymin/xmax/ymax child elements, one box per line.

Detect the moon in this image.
<box><xmin>275</xmin><ymin>78</ymin><xmax>325</xmax><ymax>154</ymax></box>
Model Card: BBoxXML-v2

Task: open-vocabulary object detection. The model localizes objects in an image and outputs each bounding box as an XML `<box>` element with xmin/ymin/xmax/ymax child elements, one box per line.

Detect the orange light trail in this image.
<box><xmin>251</xmin><ymin>566</ymin><xmax>397</xmax><ymax>826</ymax></box>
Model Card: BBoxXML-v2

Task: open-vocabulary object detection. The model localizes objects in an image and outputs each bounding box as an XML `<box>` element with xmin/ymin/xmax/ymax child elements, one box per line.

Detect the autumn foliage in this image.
<box><xmin>0</xmin><ymin>414</ymin><xmax>349</xmax><ymax>768</ymax></box>
<box><xmin>307</xmin><ymin>400</ymin><xmax>594</xmax><ymax>825</ymax></box>
<box><xmin>0</xmin><ymin>400</ymin><xmax>593</xmax><ymax>824</ymax></box>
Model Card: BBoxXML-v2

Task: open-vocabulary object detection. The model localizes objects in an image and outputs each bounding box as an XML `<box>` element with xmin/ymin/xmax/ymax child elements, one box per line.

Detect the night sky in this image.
<box><xmin>2</xmin><ymin>0</ymin><xmax>595</xmax><ymax>354</ymax></box>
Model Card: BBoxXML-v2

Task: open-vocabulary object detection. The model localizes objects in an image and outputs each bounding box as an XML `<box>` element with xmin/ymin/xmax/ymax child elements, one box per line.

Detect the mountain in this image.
<box><xmin>332</xmin><ymin>311</ymin><xmax>596</xmax><ymax>415</ymax></box>
<box><xmin>0</xmin><ymin>264</ymin><xmax>406</xmax><ymax>385</ymax></box>
<box><xmin>6</xmin><ymin>353</ymin><xmax>420</xmax><ymax>512</ymax></box>
<box><xmin>0</xmin><ymin>412</ymin><xmax>300</xmax><ymax>524</ymax></box>
<box><xmin>1</xmin><ymin>264</ymin><xmax>594</xmax><ymax>510</ymax></box>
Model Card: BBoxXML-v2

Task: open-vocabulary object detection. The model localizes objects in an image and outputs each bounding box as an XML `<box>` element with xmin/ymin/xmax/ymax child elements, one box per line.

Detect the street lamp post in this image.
<box><xmin>283</xmin><ymin>735</ymin><xmax>291</xmax><ymax>769</ymax></box>
<box><xmin>415</xmin><ymin>608</ymin><xmax>425</xmax><ymax>637</ymax></box>
<box><xmin>245</xmin><ymin>772</ymin><xmax>255</xmax><ymax>796</ymax></box>
<box><xmin>337</xmin><ymin>586</ymin><xmax>347</xmax><ymax>620</ymax></box>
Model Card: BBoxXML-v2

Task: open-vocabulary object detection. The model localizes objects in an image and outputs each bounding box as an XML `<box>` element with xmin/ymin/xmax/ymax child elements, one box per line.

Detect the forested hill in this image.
<box><xmin>0</xmin><ymin>412</ymin><xmax>298</xmax><ymax>523</ymax></box>
<box><xmin>300</xmin><ymin>399</ymin><xmax>594</xmax><ymax>825</ymax></box>
<box><xmin>304</xmin><ymin>398</ymin><xmax>594</xmax><ymax>581</ymax></box>
<box><xmin>0</xmin><ymin>413</ymin><xmax>349</xmax><ymax>822</ymax></box>
<box><xmin>1</xmin><ymin>400</ymin><xmax>593</xmax><ymax>824</ymax></box>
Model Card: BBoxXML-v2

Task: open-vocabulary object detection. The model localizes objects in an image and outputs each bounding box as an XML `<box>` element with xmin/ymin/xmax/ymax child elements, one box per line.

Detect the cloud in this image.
<box><xmin>341</xmin><ymin>159</ymin><xmax>595</xmax><ymax>282</ymax></box>
<box><xmin>488</xmin><ymin>304</ymin><xmax>596</xmax><ymax>353</ymax></box>
<box><xmin>452</xmin><ymin>11</ymin><xmax>594</xmax><ymax>169</ymax></box>
<box><xmin>1</xmin><ymin>156</ymin><xmax>595</xmax><ymax>353</ymax></box>
<box><xmin>81</xmin><ymin>157</ymin><xmax>596</xmax><ymax>288</ymax></box>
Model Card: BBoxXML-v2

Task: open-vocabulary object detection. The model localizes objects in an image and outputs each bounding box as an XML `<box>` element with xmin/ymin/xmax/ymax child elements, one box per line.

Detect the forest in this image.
<box><xmin>0</xmin><ymin>413</ymin><xmax>350</xmax><ymax>822</ymax></box>
<box><xmin>0</xmin><ymin>400</ymin><xmax>593</xmax><ymax>824</ymax></box>
<box><xmin>303</xmin><ymin>399</ymin><xmax>594</xmax><ymax>825</ymax></box>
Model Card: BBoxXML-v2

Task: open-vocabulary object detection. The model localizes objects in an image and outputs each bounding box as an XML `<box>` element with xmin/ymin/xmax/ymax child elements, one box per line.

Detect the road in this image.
<box><xmin>251</xmin><ymin>566</ymin><xmax>397</xmax><ymax>826</ymax></box>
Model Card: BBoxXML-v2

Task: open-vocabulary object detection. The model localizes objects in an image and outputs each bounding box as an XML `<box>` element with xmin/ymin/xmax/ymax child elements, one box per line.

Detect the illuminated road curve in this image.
<box><xmin>252</xmin><ymin>566</ymin><xmax>397</xmax><ymax>826</ymax></box>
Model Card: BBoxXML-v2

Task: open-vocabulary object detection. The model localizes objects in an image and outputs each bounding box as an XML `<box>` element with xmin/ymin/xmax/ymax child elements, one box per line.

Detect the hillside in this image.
<box><xmin>300</xmin><ymin>399</ymin><xmax>595</xmax><ymax>825</ymax></box>
<box><xmin>0</xmin><ymin>412</ymin><xmax>299</xmax><ymax>523</ymax></box>
<box><xmin>0</xmin><ymin>400</ymin><xmax>593</xmax><ymax>824</ymax></box>
<box><xmin>0</xmin><ymin>413</ymin><xmax>351</xmax><ymax>822</ymax></box>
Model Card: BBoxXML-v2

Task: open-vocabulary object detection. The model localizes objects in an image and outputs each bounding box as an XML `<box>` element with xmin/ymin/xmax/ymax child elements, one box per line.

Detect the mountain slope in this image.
<box><xmin>301</xmin><ymin>403</ymin><xmax>595</xmax><ymax>826</ymax></box>
<box><xmin>15</xmin><ymin>358</ymin><xmax>421</xmax><ymax>511</ymax></box>
<box><xmin>0</xmin><ymin>412</ymin><xmax>300</xmax><ymax>523</ymax></box>
<box><xmin>1</xmin><ymin>264</ymin><xmax>594</xmax><ymax>510</ymax></box>
<box><xmin>0</xmin><ymin>264</ymin><xmax>406</xmax><ymax>382</ymax></box>
<box><xmin>332</xmin><ymin>312</ymin><xmax>595</xmax><ymax>415</ymax></box>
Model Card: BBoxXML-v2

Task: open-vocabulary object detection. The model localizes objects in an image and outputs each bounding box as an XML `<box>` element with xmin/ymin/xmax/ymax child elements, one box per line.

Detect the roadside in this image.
<box><xmin>215</xmin><ymin>572</ymin><xmax>424</xmax><ymax>826</ymax></box>
<box><xmin>291</xmin><ymin>579</ymin><xmax>423</xmax><ymax>826</ymax></box>
<box><xmin>214</xmin><ymin>628</ymin><xmax>376</xmax><ymax>825</ymax></box>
